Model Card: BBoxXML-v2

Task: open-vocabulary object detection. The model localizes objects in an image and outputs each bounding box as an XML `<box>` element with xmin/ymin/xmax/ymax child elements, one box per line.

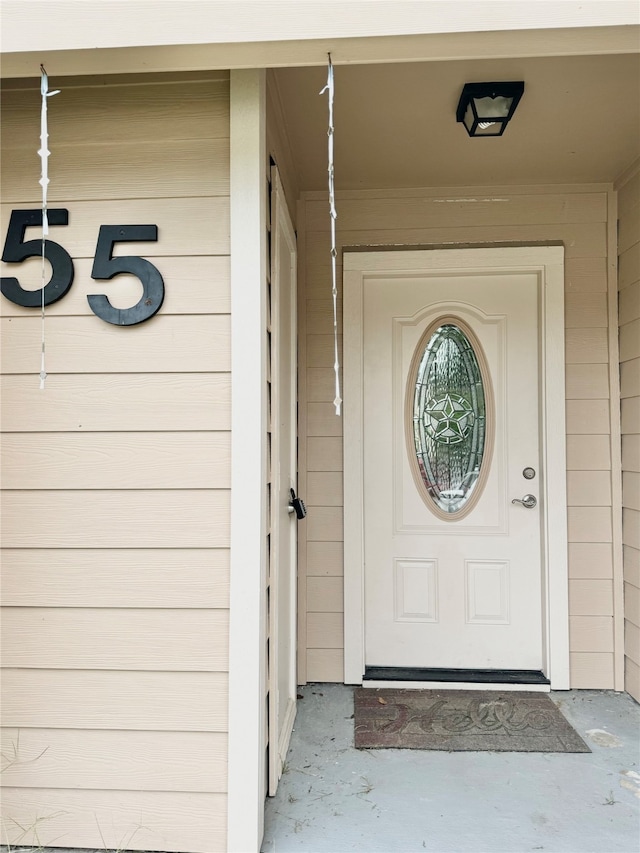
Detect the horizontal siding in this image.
<box><xmin>0</xmin><ymin>197</ymin><xmax>229</xmax><ymax>257</ymax></box>
<box><xmin>306</xmin><ymin>223</ymin><xmax>608</xmax><ymax>261</ymax></box>
<box><xmin>300</xmin><ymin>185</ymin><xmax>618</xmax><ymax>689</ymax></box>
<box><xmin>303</xmin><ymin>193</ymin><xmax>608</xmax><ymax>231</ymax></box>
<box><xmin>623</xmin><ymin>435</ymin><xmax>640</xmax><ymax>473</ymax></box>
<box><xmin>1</xmin><ymin>139</ymin><xmax>230</xmax><ymax>202</ymax></box>
<box><xmin>565</xmin><ymin>400</ymin><xmax>610</xmax><ymax>434</ymax></box>
<box><xmin>0</xmin><ymin>255</ymin><xmax>230</xmax><ymax>317</ymax></box>
<box><xmin>307</xmin><ymin>613</ymin><xmax>344</xmax><ymax>648</ymax></box>
<box><xmin>618</xmin><ymin>168</ymin><xmax>640</xmax><ymax>702</ymax></box>
<box><xmin>307</xmin><ymin>437</ymin><xmax>343</xmax><ymax>471</ymax></box>
<box><xmin>625</xmin><ymin>658</ymin><xmax>640</xmax><ymax>704</ymax></box>
<box><xmin>0</xmin><ymin>374</ymin><xmax>231</xmax><ymax>432</ymax></box>
<box><xmin>1</xmin><ymin>548</ymin><xmax>229</xmax><ymax>608</ymax></box>
<box><xmin>565</xmin><ymin>292</ymin><xmax>608</xmax><ymax>328</ymax></box>
<box><xmin>1</xmin><ymin>670</ymin><xmax>228</xmax><ymax>731</ymax></box>
<box><xmin>567</xmin><ymin>507</ymin><xmax>613</xmax><ymax>543</ymax></box>
<box><xmin>620</xmin><ymin>357</ymin><xmax>640</xmax><ymax>399</ymax></box>
<box><xmin>624</xmin><ymin>472</ymin><xmax>640</xmax><ymax>510</ymax></box>
<box><xmin>1</xmin><ymin>608</ymin><xmax>229</xmax><ymax>670</ymax></box>
<box><xmin>620</xmin><ymin>318</ymin><xmax>640</xmax><ymax>362</ymax></box>
<box><xmin>306</xmin><ymin>471</ymin><xmax>343</xmax><ymax>506</ymax></box>
<box><xmin>0</xmin><ymin>74</ymin><xmax>231</xmax><ymax>851</ymax></box>
<box><xmin>624</xmin><ymin>508</ymin><xmax>640</xmax><ymax>550</ymax></box>
<box><xmin>0</xmin><ymin>78</ymin><xmax>230</xmax><ymax>146</ymax></box>
<box><xmin>306</xmin><ymin>506</ymin><xmax>344</xmax><ymax>542</ymax></box>
<box><xmin>306</xmin><ymin>648</ymin><xmax>344</xmax><ymax>682</ymax></box>
<box><xmin>1</xmin><ymin>729</ymin><xmax>227</xmax><ymax>792</ymax></box>
<box><xmin>618</xmin><ymin>280</ymin><xmax>640</xmax><ymax>325</ymax></box>
<box><xmin>1</xmin><ymin>490</ymin><xmax>230</xmax><ymax>548</ymax></box>
<box><xmin>1</xmin><ymin>315</ymin><xmax>230</xmax><ymax>373</ymax></box>
<box><xmin>566</xmin><ymin>471</ymin><xmax>612</xmax><ymax>506</ymax></box>
<box><xmin>622</xmin><ymin>396</ymin><xmax>640</xmax><ymax>434</ymax></box>
<box><xmin>625</xmin><ymin>620</ymin><xmax>640</xmax><ymax>666</ymax></box>
<box><xmin>306</xmin><ymin>541</ymin><xmax>344</xmax><ymax>575</ymax></box>
<box><xmin>566</xmin><ymin>257</ymin><xmax>608</xmax><ymax>292</ymax></box>
<box><xmin>617</xmin><ymin>171</ymin><xmax>640</xmax><ymax>254</ymax></box>
<box><xmin>306</xmin><ymin>577</ymin><xmax>344</xmax><ymax>613</ymax></box>
<box><xmin>619</xmin><ymin>240</ymin><xmax>640</xmax><ymax>289</ymax></box>
<box><xmin>569</xmin><ymin>580</ymin><xmax>614</xmax><ymax>616</ymax></box>
<box><xmin>565</xmin><ymin>364</ymin><xmax>609</xmax><ymax>399</ymax></box>
<box><xmin>570</xmin><ymin>615</ymin><xmax>614</xmax><ymax>652</ymax></box>
<box><xmin>623</xmin><ymin>544</ymin><xmax>640</xmax><ymax>587</ymax></box>
<box><xmin>1</xmin><ymin>432</ymin><xmax>231</xmax><ymax>489</ymax></box>
<box><xmin>625</xmin><ymin>582</ymin><xmax>640</xmax><ymax>626</ymax></box>
<box><xmin>0</xmin><ymin>789</ymin><xmax>227</xmax><ymax>852</ymax></box>
<box><xmin>568</xmin><ymin>543</ymin><xmax>613</xmax><ymax>579</ymax></box>
<box><xmin>565</xmin><ymin>327</ymin><xmax>608</xmax><ymax>363</ymax></box>
<box><xmin>569</xmin><ymin>653</ymin><xmax>615</xmax><ymax>689</ymax></box>
<box><xmin>566</xmin><ymin>435</ymin><xmax>611</xmax><ymax>469</ymax></box>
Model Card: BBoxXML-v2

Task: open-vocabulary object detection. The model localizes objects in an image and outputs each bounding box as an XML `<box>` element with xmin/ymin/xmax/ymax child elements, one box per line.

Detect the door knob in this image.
<box><xmin>512</xmin><ymin>494</ymin><xmax>537</xmax><ymax>508</ymax></box>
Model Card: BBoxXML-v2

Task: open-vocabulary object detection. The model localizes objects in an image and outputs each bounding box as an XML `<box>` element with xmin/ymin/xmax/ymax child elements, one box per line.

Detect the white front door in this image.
<box><xmin>268</xmin><ymin>168</ymin><xmax>297</xmax><ymax>793</ymax></box>
<box><xmin>344</xmin><ymin>248</ymin><xmax>570</xmax><ymax>687</ymax></box>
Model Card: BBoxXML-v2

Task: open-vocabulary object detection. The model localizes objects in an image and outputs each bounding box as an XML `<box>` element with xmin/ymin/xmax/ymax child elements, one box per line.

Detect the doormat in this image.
<box><xmin>354</xmin><ymin>688</ymin><xmax>590</xmax><ymax>753</ymax></box>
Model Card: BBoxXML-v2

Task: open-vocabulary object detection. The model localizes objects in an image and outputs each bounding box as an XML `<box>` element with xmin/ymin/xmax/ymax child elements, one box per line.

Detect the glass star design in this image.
<box><xmin>424</xmin><ymin>392</ymin><xmax>474</xmax><ymax>445</ymax></box>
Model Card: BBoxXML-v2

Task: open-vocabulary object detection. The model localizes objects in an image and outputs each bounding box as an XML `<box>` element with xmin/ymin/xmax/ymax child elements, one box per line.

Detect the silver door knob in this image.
<box><xmin>512</xmin><ymin>494</ymin><xmax>537</xmax><ymax>508</ymax></box>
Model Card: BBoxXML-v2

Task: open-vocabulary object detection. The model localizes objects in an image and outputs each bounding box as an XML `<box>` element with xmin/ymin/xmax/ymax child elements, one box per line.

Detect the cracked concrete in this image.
<box><xmin>262</xmin><ymin>685</ymin><xmax>640</xmax><ymax>852</ymax></box>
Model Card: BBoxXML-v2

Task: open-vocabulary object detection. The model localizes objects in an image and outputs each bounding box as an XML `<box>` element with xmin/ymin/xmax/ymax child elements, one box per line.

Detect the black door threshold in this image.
<box><xmin>364</xmin><ymin>666</ymin><xmax>550</xmax><ymax>685</ymax></box>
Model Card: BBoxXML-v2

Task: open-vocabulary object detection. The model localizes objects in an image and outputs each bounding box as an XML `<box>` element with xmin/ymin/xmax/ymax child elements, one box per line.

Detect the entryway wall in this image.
<box><xmin>616</xmin><ymin>161</ymin><xmax>640</xmax><ymax>703</ymax></box>
<box><xmin>296</xmin><ymin>183</ymin><xmax>625</xmax><ymax>691</ymax></box>
<box><xmin>1</xmin><ymin>72</ymin><xmax>232</xmax><ymax>852</ymax></box>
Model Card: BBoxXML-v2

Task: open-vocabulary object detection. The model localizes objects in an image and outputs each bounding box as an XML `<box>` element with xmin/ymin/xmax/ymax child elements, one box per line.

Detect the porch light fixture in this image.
<box><xmin>456</xmin><ymin>82</ymin><xmax>525</xmax><ymax>137</ymax></box>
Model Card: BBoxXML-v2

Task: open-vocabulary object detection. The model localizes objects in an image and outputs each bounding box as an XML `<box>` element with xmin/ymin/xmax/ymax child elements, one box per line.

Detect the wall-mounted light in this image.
<box><xmin>456</xmin><ymin>82</ymin><xmax>525</xmax><ymax>137</ymax></box>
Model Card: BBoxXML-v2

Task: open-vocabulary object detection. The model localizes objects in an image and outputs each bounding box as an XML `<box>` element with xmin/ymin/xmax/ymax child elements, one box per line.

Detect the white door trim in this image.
<box><xmin>343</xmin><ymin>246</ymin><xmax>569</xmax><ymax>689</ymax></box>
<box><xmin>268</xmin><ymin>165</ymin><xmax>298</xmax><ymax>796</ymax></box>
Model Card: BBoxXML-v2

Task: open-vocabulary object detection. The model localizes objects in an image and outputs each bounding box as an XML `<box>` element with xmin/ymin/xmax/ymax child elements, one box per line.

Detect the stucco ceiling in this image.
<box><xmin>272</xmin><ymin>53</ymin><xmax>640</xmax><ymax>191</ymax></box>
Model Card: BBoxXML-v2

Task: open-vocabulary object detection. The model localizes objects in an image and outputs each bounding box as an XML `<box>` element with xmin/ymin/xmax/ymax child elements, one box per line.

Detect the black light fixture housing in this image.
<box><xmin>456</xmin><ymin>82</ymin><xmax>525</xmax><ymax>137</ymax></box>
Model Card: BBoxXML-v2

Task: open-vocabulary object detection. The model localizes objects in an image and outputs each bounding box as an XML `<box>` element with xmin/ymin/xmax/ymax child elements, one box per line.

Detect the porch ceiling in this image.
<box><xmin>272</xmin><ymin>53</ymin><xmax>640</xmax><ymax>191</ymax></box>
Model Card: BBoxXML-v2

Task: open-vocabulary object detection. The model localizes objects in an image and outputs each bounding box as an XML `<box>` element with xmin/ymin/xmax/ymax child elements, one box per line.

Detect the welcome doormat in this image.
<box><xmin>354</xmin><ymin>688</ymin><xmax>590</xmax><ymax>753</ymax></box>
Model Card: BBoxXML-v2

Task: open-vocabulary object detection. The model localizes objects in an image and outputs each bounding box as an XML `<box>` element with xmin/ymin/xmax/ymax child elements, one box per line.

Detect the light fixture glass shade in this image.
<box><xmin>474</xmin><ymin>95</ymin><xmax>513</xmax><ymax>119</ymax></box>
<box><xmin>457</xmin><ymin>82</ymin><xmax>524</xmax><ymax>137</ymax></box>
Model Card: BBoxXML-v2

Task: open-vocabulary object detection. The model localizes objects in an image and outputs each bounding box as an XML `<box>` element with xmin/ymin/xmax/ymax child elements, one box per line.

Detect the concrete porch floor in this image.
<box><xmin>262</xmin><ymin>684</ymin><xmax>640</xmax><ymax>853</ymax></box>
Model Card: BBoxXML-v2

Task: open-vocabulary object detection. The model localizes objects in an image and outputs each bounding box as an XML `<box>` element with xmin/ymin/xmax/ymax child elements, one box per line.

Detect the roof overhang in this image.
<box><xmin>1</xmin><ymin>0</ymin><xmax>638</xmax><ymax>79</ymax></box>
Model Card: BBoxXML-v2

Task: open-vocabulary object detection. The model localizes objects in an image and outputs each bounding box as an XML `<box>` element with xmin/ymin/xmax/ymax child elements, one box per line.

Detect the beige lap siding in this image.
<box><xmin>299</xmin><ymin>185</ymin><xmax>620</xmax><ymax>688</ymax></box>
<box><xmin>0</xmin><ymin>74</ymin><xmax>231</xmax><ymax>852</ymax></box>
<box><xmin>617</xmin><ymin>165</ymin><xmax>640</xmax><ymax>702</ymax></box>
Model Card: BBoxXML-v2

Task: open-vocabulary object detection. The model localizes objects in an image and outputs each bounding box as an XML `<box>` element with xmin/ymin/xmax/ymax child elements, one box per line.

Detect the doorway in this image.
<box><xmin>343</xmin><ymin>247</ymin><xmax>570</xmax><ymax>688</ymax></box>
<box><xmin>267</xmin><ymin>167</ymin><xmax>298</xmax><ymax>792</ymax></box>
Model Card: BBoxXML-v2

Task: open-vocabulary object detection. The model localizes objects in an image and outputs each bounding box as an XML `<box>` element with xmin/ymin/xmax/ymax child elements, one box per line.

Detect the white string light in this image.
<box><xmin>320</xmin><ymin>54</ymin><xmax>341</xmax><ymax>416</ymax></box>
<box><xmin>39</xmin><ymin>65</ymin><xmax>60</xmax><ymax>390</ymax></box>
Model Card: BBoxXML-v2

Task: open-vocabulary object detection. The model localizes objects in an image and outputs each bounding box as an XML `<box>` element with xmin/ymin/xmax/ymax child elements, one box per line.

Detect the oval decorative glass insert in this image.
<box><xmin>410</xmin><ymin>322</ymin><xmax>488</xmax><ymax>515</ymax></box>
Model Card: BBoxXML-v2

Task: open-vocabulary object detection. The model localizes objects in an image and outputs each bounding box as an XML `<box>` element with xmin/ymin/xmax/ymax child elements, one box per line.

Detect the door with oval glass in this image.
<box><xmin>344</xmin><ymin>248</ymin><xmax>569</xmax><ymax>684</ymax></box>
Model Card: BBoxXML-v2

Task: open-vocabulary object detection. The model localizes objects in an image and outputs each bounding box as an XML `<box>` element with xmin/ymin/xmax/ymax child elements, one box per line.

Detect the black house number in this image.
<box><xmin>1</xmin><ymin>208</ymin><xmax>164</xmax><ymax>325</ymax></box>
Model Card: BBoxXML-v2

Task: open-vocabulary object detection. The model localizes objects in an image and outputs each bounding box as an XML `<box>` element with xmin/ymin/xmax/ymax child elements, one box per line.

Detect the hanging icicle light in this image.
<box><xmin>38</xmin><ymin>65</ymin><xmax>60</xmax><ymax>389</ymax></box>
<box><xmin>320</xmin><ymin>54</ymin><xmax>342</xmax><ymax>416</ymax></box>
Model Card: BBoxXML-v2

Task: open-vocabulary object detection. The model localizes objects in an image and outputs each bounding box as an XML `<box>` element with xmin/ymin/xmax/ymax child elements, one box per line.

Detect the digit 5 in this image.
<box><xmin>88</xmin><ymin>225</ymin><xmax>164</xmax><ymax>326</ymax></box>
<box><xmin>1</xmin><ymin>208</ymin><xmax>74</xmax><ymax>307</ymax></box>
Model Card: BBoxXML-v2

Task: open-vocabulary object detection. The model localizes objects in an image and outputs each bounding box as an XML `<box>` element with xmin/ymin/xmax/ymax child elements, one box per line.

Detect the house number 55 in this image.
<box><xmin>0</xmin><ymin>208</ymin><xmax>165</xmax><ymax>325</ymax></box>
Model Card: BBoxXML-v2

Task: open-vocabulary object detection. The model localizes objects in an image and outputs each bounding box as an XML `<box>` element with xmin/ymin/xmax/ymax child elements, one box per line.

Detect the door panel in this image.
<box><xmin>344</xmin><ymin>248</ymin><xmax>569</xmax><ymax>688</ymax></box>
<box><xmin>268</xmin><ymin>168</ymin><xmax>297</xmax><ymax>795</ymax></box>
<box><xmin>363</xmin><ymin>271</ymin><xmax>543</xmax><ymax>671</ymax></box>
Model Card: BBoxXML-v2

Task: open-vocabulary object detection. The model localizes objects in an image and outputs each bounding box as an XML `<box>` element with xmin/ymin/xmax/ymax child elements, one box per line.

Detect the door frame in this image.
<box><xmin>343</xmin><ymin>246</ymin><xmax>570</xmax><ymax>689</ymax></box>
<box><xmin>267</xmin><ymin>165</ymin><xmax>298</xmax><ymax>795</ymax></box>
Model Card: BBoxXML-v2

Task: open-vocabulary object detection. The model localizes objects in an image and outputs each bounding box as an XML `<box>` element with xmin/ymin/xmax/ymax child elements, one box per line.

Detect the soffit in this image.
<box><xmin>273</xmin><ymin>53</ymin><xmax>640</xmax><ymax>189</ymax></box>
